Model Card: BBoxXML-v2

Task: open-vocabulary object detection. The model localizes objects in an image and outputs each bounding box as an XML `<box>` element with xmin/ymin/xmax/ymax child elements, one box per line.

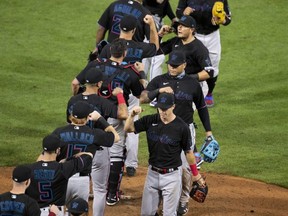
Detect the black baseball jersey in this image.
<box><xmin>76</xmin><ymin>59</ymin><xmax>144</xmax><ymax>105</ymax></box>
<box><xmin>146</xmin><ymin>73</ymin><xmax>206</xmax><ymax>124</ymax></box>
<box><xmin>52</xmin><ymin>124</ymin><xmax>115</xmax><ymax>163</ymax></box>
<box><xmin>66</xmin><ymin>93</ymin><xmax>118</xmax><ymax>123</ymax></box>
<box><xmin>26</xmin><ymin>155</ymin><xmax>92</xmax><ymax>207</ymax></box>
<box><xmin>160</xmin><ymin>37</ymin><xmax>212</xmax><ymax>75</ymax></box>
<box><xmin>143</xmin><ymin>0</ymin><xmax>175</xmax><ymax>20</ymax></box>
<box><xmin>0</xmin><ymin>192</ymin><xmax>40</xmax><ymax>215</ymax></box>
<box><xmin>100</xmin><ymin>39</ymin><xmax>157</xmax><ymax>64</ymax></box>
<box><xmin>134</xmin><ymin>114</ymin><xmax>192</xmax><ymax>168</ymax></box>
<box><xmin>176</xmin><ymin>0</ymin><xmax>232</xmax><ymax>35</ymax></box>
<box><xmin>98</xmin><ymin>0</ymin><xmax>151</xmax><ymax>42</ymax></box>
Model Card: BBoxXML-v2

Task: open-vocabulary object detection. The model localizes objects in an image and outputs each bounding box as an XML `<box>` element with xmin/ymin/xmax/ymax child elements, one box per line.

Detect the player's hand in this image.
<box><xmin>88</xmin><ymin>110</ymin><xmax>101</xmax><ymax>121</ymax></box>
<box><xmin>158</xmin><ymin>25</ymin><xmax>173</xmax><ymax>36</ymax></box>
<box><xmin>49</xmin><ymin>204</ymin><xmax>60</xmax><ymax>214</ymax></box>
<box><xmin>159</xmin><ymin>86</ymin><xmax>174</xmax><ymax>94</ymax></box>
<box><xmin>143</xmin><ymin>14</ymin><xmax>154</xmax><ymax>26</ymax></box>
<box><xmin>183</xmin><ymin>7</ymin><xmax>195</xmax><ymax>15</ymax></box>
<box><xmin>156</xmin><ymin>0</ymin><xmax>164</xmax><ymax>4</ymax></box>
<box><xmin>112</xmin><ymin>87</ymin><xmax>124</xmax><ymax>96</ymax></box>
<box><xmin>192</xmin><ymin>173</ymin><xmax>206</xmax><ymax>187</ymax></box>
<box><xmin>134</xmin><ymin>61</ymin><xmax>144</xmax><ymax>72</ymax></box>
<box><xmin>211</xmin><ymin>16</ymin><xmax>226</xmax><ymax>25</ymax></box>
<box><xmin>131</xmin><ymin>106</ymin><xmax>143</xmax><ymax>117</ymax></box>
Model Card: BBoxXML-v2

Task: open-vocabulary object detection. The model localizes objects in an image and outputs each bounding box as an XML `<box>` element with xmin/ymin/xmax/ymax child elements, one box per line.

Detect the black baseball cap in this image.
<box><xmin>166</xmin><ymin>51</ymin><xmax>186</xmax><ymax>66</ymax></box>
<box><xmin>155</xmin><ymin>93</ymin><xmax>175</xmax><ymax>110</ymax></box>
<box><xmin>72</xmin><ymin>101</ymin><xmax>93</xmax><ymax>119</ymax></box>
<box><xmin>120</xmin><ymin>15</ymin><xmax>137</xmax><ymax>32</ymax></box>
<box><xmin>67</xmin><ymin>197</ymin><xmax>89</xmax><ymax>214</ymax></box>
<box><xmin>42</xmin><ymin>134</ymin><xmax>61</xmax><ymax>151</ymax></box>
<box><xmin>85</xmin><ymin>67</ymin><xmax>103</xmax><ymax>84</ymax></box>
<box><xmin>175</xmin><ymin>15</ymin><xmax>196</xmax><ymax>28</ymax></box>
<box><xmin>12</xmin><ymin>165</ymin><xmax>31</xmax><ymax>183</ymax></box>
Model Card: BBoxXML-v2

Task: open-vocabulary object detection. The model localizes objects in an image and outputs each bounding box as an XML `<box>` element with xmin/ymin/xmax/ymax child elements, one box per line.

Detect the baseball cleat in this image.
<box><xmin>177</xmin><ymin>202</ymin><xmax>189</xmax><ymax>215</ymax></box>
<box><xmin>126</xmin><ymin>167</ymin><xmax>136</xmax><ymax>177</ymax></box>
<box><xmin>106</xmin><ymin>193</ymin><xmax>119</xmax><ymax>206</ymax></box>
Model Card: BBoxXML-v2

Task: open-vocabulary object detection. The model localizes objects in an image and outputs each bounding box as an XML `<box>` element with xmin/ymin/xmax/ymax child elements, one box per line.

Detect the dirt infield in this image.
<box><xmin>1</xmin><ymin>166</ymin><xmax>287</xmax><ymax>216</ymax></box>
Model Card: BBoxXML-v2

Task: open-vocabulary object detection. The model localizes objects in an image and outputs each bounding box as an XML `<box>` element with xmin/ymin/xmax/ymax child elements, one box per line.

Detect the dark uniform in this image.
<box><xmin>176</xmin><ymin>0</ymin><xmax>231</xmax><ymax>34</ymax></box>
<box><xmin>0</xmin><ymin>192</ymin><xmax>40</xmax><ymax>215</ymax></box>
<box><xmin>133</xmin><ymin>113</ymin><xmax>192</xmax><ymax>215</ymax></box>
<box><xmin>160</xmin><ymin>37</ymin><xmax>213</xmax><ymax>76</ymax></box>
<box><xmin>75</xmin><ymin>56</ymin><xmax>144</xmax><ymax>205</ymax></box>
<box><xmin>176</xmin><ymin>0</ymin><xmax>232</xmax><ymax>106</ymax></box>
<box><xmin>76</xmin><ymin>59</ymin><xmax>144</xmax><ymax>104</ymax></box>
<box><xmin>25</xmin><ymin>154</ymin><xmax>92</xmax><ymax>208</ymax></box>
<box><xmin>66</xmin><ymin>90</ymin><xmax>119</xmax><ymax>215</ymax></box>
<box><xmin>135</xmin><ymin>114</ymin><xmax>192</xmax><ymax>167</ymax></box>
<box><xmin>146</xmin><ymin>73</ymin><xmax>210</xmax><ymax>126</ymax></box>
<box><xmin>100</xmin><ymin>39</ymin><xmax>157</xmax><ymax>64</ymax></box>
<box><xmin>98</xmin><ymin>0</ymin><xmax>151</xmax><ymax>42</ymax></box>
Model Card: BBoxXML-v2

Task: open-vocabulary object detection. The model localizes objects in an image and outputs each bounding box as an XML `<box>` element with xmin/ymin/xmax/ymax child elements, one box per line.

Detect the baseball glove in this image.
<box><xmin>190</xmin><ymin>179</ymin><xmax>208</xmax><ymax>203</ymax></box>
<box><xmin>212</xmin><ymin>1</ymin><xmax>226</xmax><ymax>25</ymax></box>
<box><xmin>200</xmin><ymin>135</ymin><xmax>220</xmax><ymax>163</ymax></box>
<box><xmin>88</xmin><ymin>40</ymin><xmax>109</xmax><ymax>62</ymax></box>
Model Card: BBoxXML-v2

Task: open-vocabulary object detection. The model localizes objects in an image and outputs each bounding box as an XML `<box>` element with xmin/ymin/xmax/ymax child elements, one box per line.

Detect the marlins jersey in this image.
<box><xmin>100</xmin><ymin>39</ymin><xmax>157</xmax><ymax>64</ymax></box>
<box><xmin>26</xmin><ymin>155</ymin><xmax>92</xmax><ymax>208</ymax></box>
<box><xmin>98</xmin><ymin>0</ymin><xmax>151</xmax><ymax>42</ymax></box>
<box><xmin>76</xmin><ymin>59</ymin><xmax>144</xmax><ymax>105</ymax></box>
<box><xmin>147</xmin><ymin>73</ymin><xmax>206</xmax><ymax>124</ymax></box>
<box><xmin>176</xmin><ymin>0</ymin><xmax>232</xmax><ymax>34</ymax></box>
<box><xmin>160</xmin><ymin>37</ymin><xmax>213</xmax><ymax>76</ymax></box>
<box><xmin>134</xmin><ymin>114</ymin><xmax>192</xmax><ymax>168</ymax></box>
<box><xmin>0</xmin><ymin>192</ymin><xmax>40</xmax><ymax>215</ymax></box>
<box><xmin>52</xmin><ymin>124</ymin><xmax>115</xmax><ymax>163</ymax></box>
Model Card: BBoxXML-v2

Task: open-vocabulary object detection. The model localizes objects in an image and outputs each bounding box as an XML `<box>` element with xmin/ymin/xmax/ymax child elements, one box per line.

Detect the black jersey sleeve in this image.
<box><xmin>92</xmin><ymin>129</ymin><xmax>115</xmax><ymax>147</ymax></box>
<box><xmin>176</xmin><ymin>0</ymin><xmax>187</xmax><ymax>18</ymax></box>
<box><xmin>62</xmin><ymin>154</ymin><xmax>92</xmax><ymax>179</ymax></box>
<box><xmin>165</xmin><ymin>1</ymin><xmax>176</xmax><ymax>20</ymax></box>
<box><xmin>179</xmin><ymin>119</ymin><xmax>193</xmax><ymax>151</ymax></box>
<box><xmin>134</xmin><ymin>114</ymin><xmax>159</xmax><ymax>134</ymax></box>
<box><xmin>98</xmin><ymin>4</ymin><xmax>112</xmax><ymax>30</ymax></box>
<box><xmin>159</xmin><ymin>37</ymin><xmax>178</xmax><ymax>55</ymax></box>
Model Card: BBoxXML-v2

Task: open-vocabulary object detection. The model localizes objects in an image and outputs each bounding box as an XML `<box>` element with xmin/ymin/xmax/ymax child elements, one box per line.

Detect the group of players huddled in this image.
<box><xmin>0</xmin><ymin>0</ymin><xmax>231</xmax><ymax>215</ymax></box>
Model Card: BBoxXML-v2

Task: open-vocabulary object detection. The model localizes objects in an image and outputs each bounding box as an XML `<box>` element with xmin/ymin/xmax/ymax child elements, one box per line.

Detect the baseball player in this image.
<box><xmin>49</xmin><ymin>100</ymin><xmax>118</xmax><ymax>209</ymax></box>
<box><xmin>71</xmin><ymin>38</ymin><xmax>144</xmax><ymax>206</ymax></box>
<box><xmin>99</xmin><ymin>14</ymin><xmax>159</xmax><ymax>177</ymax></box>
<box><xmin>176</xmin><ymin>0</ymin><xmax>232</xmax><ymax>107</ymax></box>
<box><xmin>0</xmin><ymin>165</ymin><xmax>41</xmax><ymax>216</ymax></box>
<box><xmin>25</xmin><ymin>134</ymin><xmax>93</xmax><ymax>216</ymax></box>
<box><xmin>157</xmin><ymin>15</ymin><xmax>214</xmax><ymax>98</ymax></box>
<box><xmin>140</xmin><ymin>50</ymin><xmax>214</xmax><ymax>215</ymax></box>
<box><xmin>94</xmin><ymin>0</ymin><xmax>151</xmax><ymax>51</ymax></box>
<box><xmin>124</xmin><ymin>93</ymin><xmax>206</xmax><ymax>216</ymax></box>
<box><xmin>67</xmin><ymin>68</ymin><xmax>128</xmax><ymax>215</ymax></box>
<box><xmin>142</xmin><ymin>0</ymin><xmax>178</xmax><ymax>83</ymax></box>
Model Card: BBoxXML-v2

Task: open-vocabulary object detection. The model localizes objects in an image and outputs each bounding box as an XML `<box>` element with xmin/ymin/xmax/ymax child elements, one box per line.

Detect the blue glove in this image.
<box><xmin>200</xmin><ymin>135</ymin><xmax>220</xmax><ymax>163</ymax></box>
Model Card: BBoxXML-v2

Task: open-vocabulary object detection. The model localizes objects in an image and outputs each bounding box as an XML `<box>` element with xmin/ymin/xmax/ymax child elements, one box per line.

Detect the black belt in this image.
<box><xmin>79</xmin><ymin>172</ymin><xmax>90</xmax><ymax>177</ymax></box>
<box><xmin>151</xmin><ymin>166</ymin><xmax>178</xmax><ymax>174</ymax></box>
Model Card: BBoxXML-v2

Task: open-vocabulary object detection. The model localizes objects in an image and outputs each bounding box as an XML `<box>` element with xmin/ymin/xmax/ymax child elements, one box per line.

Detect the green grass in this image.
<box><xmin>0</xmin><ymin>0</ymin><xmax>288</xmax><ymax>187</ymax></box>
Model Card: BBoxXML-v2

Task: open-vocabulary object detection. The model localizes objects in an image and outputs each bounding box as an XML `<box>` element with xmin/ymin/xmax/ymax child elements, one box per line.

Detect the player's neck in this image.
<box><xmin>83</xmin><ymin>86</ymin><xmax>98</xmax><ymax>95</ymax></box>
<box><xmin>10</xmin><ymin>188</ymin><xmax>26</xmax><ymax>194</ymax></box>
<box><xmin>120</xmin><ymin>33</ymin><xmax>133</xmax><ymax>41</ymax></box>
<box><xmin>160</xmin><ymin>114</ymin><xmax>176</xmax><ymax>124</ymax></box>
<box><xmin>110</xmin><ymin>57</ymin><xmax>123</xmax><ymax>65</ymax></box>
<box><xmin>181</xmin><ymin>35</ymin><xmax>195</xmax><ymax>45</ymax></box>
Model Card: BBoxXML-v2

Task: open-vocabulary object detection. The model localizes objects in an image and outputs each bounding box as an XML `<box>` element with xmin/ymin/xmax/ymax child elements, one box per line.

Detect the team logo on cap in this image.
<box><xmin>160</xmin><ymin>97</ymin><xmax>168</xmax><ymax>103</ymax></box>
<box><xmin>72</xmin><ymin>202</ymin><xmax>79</xmax><ymax>209</ymax></box>
<box><xmin>181</xmin><ymin>16</ymin><xmax>187</xmax><ymax>21</ymax></box>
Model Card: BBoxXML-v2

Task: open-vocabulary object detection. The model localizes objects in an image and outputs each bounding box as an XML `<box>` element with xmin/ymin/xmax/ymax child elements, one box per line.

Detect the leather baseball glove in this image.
<box><xmin>88</xmin><ymin>40</ymin><xmax>108</xmax><ymax>62</ymax></box>
<box><xmin>212</xmin><ymin>1</ymin><xmax>226</xmax><ymax>25</ymax></box>
<box><xmin>190</xmin><ymin>178</ymin><xmax>208</xmax><ymax>203</ymax></box>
